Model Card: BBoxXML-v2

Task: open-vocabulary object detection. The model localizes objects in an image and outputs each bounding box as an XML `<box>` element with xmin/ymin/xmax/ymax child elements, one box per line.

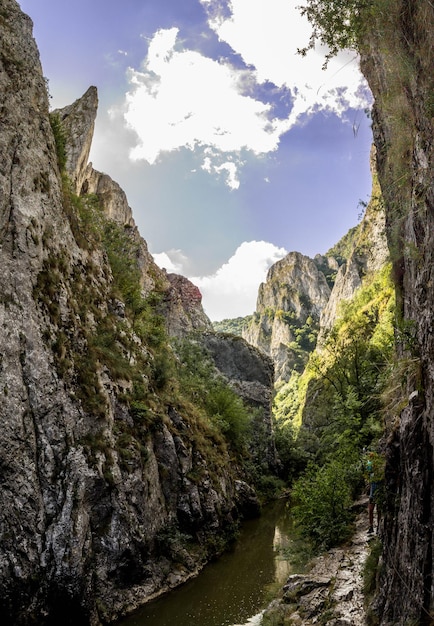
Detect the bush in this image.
<box><xmin>205</xmin><ymin>384</ymin><xmax>250</xmax><ymax>450</ymax></box>
<box><xmin>291</xmin><ymin>458</ymin><xmax>355</xmax><ymax>550</ymax></box>
<box><xmin>173</xmin><ymin>339</ymin><xmax>250</xmax><ymax>450</ymax></box>
<box><xmin>49</xmin><ymin>112</ymin><xmax>67</xmax><ymax>171</ymax></box>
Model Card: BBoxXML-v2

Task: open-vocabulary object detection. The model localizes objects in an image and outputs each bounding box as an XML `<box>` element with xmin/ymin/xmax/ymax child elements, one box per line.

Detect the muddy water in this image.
<box><xmin>117</xmin><ymin>501</ymin><xmax>298</xmax><ymax>626</ymax></box>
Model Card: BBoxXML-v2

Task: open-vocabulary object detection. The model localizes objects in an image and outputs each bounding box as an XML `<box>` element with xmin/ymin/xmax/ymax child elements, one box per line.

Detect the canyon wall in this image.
<box><xmin>0</xmin><ymin>2</ymin><xmax>275</xmax><ymax>624</ymax></box>
<box><xmin>360</xmin><ymin>2</ymin><xmax>434</xmax><ymax>623</ymax></box>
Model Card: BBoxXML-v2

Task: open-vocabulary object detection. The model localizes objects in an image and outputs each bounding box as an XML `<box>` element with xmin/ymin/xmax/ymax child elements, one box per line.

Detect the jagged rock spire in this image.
<box><xmin>53</xmin><ymin>85</ymin><xmax>98</xmax><ymax>193</ymax></box>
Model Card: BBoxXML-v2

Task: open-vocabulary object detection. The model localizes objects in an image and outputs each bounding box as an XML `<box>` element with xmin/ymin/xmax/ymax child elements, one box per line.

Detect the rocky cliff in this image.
<box><xmin>359</xmin><ymin>2</ymin><xmax>434</xmax><ymax>624</ymax></box>
<box><xmin>319</xmin><ymin>148</ymin><xmax>389</xmax><ymax>338</ymax></box>
<box><xmin>242</xmin><ymin>251</ymin><xmax>331</xmax><ymax>383</ymax></box>
<box><xmin>199</xmin><ymin>332</ymin><xmax>279</xmax><ymax>473</ymax></box>
<box><xmin>242</xmin><ymin>164</ymin><xmax>389</xmax><ymax>384</ymax></box>
<box><xmin>54</xmin><ymin>86</ymin><xmax>213</xmax><ymax>335</ymax></box>
<box><xmin>0</xmin><ymin>2</ymin><xmax>275</xmax><ymax>624</ymax></box>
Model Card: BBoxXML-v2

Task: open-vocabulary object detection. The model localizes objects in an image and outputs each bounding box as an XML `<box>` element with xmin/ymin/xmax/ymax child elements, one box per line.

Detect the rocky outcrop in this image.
<box><xmin>53</xmin><ymin>86</ymin><xmax>98</xmax><ymax>195</ymax></box>
<box><xmin>56</xmin><ymin>84</ymin><xmax>212</xmax><ymax>335</ymax></box>
<box><xmin>359</xmin><ymin>2</ymin><xmax>434</xmax><ymax>624</ymax></box>
<box><xmin>163</xmin><ymin>273</ymin><xmax>213</xmax><ymax>337</ymax></box>
<box><xmin>0</xmin><ymin>3</ymin><xmax>272</xmax><ymax>624</ymax></box>
<box><xmin>242</xmin><ymin>252</ymin><xmax>331</xmax><ymax>383</ymax></box>
<box><xmin>200</xmin><ymin>332</ymin><xmax>279</xmax><ymax>473</ymax></box>
<box><xmin>262</xmin><ymin>501</ymin><xmax>370</xmax><ymax>625</ymax></box>
<box><xmin>319</xmin><ymin>149</ymin><xmax>389</xmax><ymax>337</ymax></box>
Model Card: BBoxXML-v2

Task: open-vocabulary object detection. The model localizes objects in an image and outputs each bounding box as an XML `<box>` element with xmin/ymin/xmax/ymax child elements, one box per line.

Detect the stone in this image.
<box><xmin>242</xmin><ymin>251</ymin><xmax>331</xmax><ymax>383</ymax></box>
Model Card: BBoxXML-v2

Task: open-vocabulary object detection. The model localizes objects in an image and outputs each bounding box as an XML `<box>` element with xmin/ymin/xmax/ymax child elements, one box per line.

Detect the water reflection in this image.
<box><xmin>117</xmin><ymin>501</ymin><xmax>295</xmax><ymax>626</ymax></box>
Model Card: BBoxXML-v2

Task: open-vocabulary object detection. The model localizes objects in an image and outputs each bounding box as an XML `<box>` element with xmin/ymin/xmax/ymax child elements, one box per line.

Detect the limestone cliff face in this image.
<box><xmin>319</xmin><ymin>153</ymin><xmax>389</xmax><ymax>337</ymax></box>
<box><xmin>0</xmin><ymin>3</ymin><xmax>270</xmax><ymax>624</ymax></box>
<box><xmin>53</xmin><ymin>86</ymin><xmax>98</xmax><ymax>197</ymax></box>
<box><xmin>163</xmin><ymin>273</ymin><xmax>213</xmax><ymax>337</ymax></box>
<box><xmin>242</xmin><ymin>251</ymin><xmax>331</xmax><ymax>382</ymax></box>
<box><xmin>359</xmin><ymin>2</ymin><xmax>434</xmax><ymax>624</ymax></box>
<box><xmin>56</xmin><ymin>85</ymin><xmax>212</xmax><ymax>336</ymax></box>
<box><xmin>200</xmin><ymin>332</ymin><xmax>278</xmax><ymax>473</ymax></box>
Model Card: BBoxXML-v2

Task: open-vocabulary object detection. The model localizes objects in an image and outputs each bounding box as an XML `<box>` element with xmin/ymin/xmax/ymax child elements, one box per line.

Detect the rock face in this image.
<box><xmin>359</xmin><ymin>2</ymin><xmax>434</xmax><ymax>624</ymax></box>
<box><xmin>53</xmin><ymin>86</ymin><xmax>98</xmax><ymax>196</ymax></box>
<box><xmin>319</xmin><ymin>153</ymin><xmax>389</xmax><ymax>338</ymax></box>
<box><xmin>242</xmin><ymin>190</ymin><xmax>388</xmax><ymax>382</ymax></box>
<box><xmin>262</xmin><ymin>500</ymin><xmax>370</xmax><ymax>625</ymax></box>
<box><xmin>200</xmin><ymin>332</ymin><xmax>279</xmax><ymax>473</ymax></box>
<box><xmin>242</xmin><ymin>252</ymin><xmax>331</xmax><ymax>382</ymax></box>
<box><xmin>163</xmin><ymin>273</ymin><xmax>213</xmax><ymax>337</ymax></box>
<box><xmin>0</xmin><ymin>3</ymin><xmax>272</xmax><ymax>624</ymax></box>
<box><xmin>55</xmin><ymin>84</ymin><xmax>212</xmax><ymax>334</ymax></box>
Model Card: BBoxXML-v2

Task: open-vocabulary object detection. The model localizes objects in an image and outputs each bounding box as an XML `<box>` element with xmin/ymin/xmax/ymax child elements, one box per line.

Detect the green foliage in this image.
<box><xmin>173</xmin><ymin>339</ymin><xmax>251</xmax><ymax>451</ymax></box>
<box><xmin>303</xmin><ymin>265</ymin><xmax>394</xmax><ymax>456</ymax></box>
<box><xmin>49</xmin><ymin>112</ymin><xmax>67</xmax><ymax>171</ymax></box>
<box><xmin>274</xmin><ymin>266</ymin><xmax>395</xmax><ymax>546</ymax></box>
<box><xmin>326</xmin><ymin>225</ymin><xmax>359</xmax><ymax>265</ymax></box>
<box><xmin>60</xmin><ymin>176</ymin><xmax>101</xmax><ymax>249</ymax></box>
<box><xmin>298</xmin><ymin>0</ymin><xmax>372</xmax><ymax>66</ymax></box>
<box><xmin>212</xmin><ymin>316</ymin><xmax>252</xmax><ymax>336</ymax></box>
<box><xmin>291</xmin><ymin>456</ymin><xmax>356</xmax><ymax>550</ymax></box>
<box><xmin>205</xmin><ymin>385</ymin><xmax>249</xmax><ymax>448</ymax></box>
<box><xmin>362</xmin><ymin>537</ymin><xmax>383</xmax><ymax>597</ymax></box>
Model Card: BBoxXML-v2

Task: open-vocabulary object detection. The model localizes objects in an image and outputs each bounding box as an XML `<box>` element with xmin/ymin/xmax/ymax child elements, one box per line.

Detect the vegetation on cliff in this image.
<box><xmin>212</xmin><ymin>315</ymin><xmax>252</xmax><ymax>336</ymax></box>
<box><xmin>274</xmin><ymin>264</ymin><xmax>394</xmax><ymax>548</ymax></box>
<box><xmin>47</xmin><ymin>166</ymin><xmax>274</xmax><ymax>482</ymax></box>
<box><xmin>294</xmin><ymin>0</ymin><xmax>432</xmax><ymax>609</ymax></box>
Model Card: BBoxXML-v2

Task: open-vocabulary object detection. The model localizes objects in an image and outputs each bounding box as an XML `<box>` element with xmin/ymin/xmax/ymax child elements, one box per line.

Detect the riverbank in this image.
<box><xmin>261</xmin><ymin>497</ymin><xmax>372</xmax><ymax>625</ymax></box>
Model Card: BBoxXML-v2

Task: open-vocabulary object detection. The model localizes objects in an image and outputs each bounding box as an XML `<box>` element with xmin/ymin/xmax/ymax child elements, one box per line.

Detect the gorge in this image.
<box><xmin>0</xmin><ymin>1</ymin><xmax>433</xmax><ymax>626</ymax></box>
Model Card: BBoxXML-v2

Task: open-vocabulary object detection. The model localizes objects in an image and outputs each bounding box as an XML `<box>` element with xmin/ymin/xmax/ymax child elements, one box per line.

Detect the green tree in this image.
<box><xmin>298</xmin><ymin>0</ymin><xmax>372</xmax><ymax>66</ymax></box>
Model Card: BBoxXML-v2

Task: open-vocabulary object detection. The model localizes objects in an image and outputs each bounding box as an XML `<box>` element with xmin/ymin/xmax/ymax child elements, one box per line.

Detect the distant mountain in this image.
<box><xmin>241</xmin><ymin>147</ymin><xmax>389</xmax><ymax>386</ymax></box>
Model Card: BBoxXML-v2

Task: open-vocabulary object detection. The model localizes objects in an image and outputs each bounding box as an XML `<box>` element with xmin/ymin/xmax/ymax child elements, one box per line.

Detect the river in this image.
<box><xmin>117</xmin><ymin>501</ymin><xmax>300</xmax><ymax>626</ymax></box>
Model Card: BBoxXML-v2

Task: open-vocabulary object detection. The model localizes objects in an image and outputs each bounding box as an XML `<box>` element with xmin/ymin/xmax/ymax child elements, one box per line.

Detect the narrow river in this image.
<box><xmin>117</xmin><ymin>501</ymin><xmax>299</xmax><ymax>626</ymax></box>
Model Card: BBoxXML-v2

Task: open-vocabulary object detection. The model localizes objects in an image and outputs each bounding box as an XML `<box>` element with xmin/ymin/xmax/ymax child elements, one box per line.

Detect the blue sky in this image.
<box><xmin>19</xmin><ymin>0</ymin><xmax>373</xmax><ymax>320</ymax></box>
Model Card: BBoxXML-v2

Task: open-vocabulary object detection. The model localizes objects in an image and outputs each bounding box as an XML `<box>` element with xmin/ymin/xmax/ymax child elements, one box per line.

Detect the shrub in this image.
<box><xmin>173</xmin><ymin>338</ymin><xmax>250</xmax><ymax>451</ymax></box>
<box><xmin>291</xmin><ymin>458</ymin><xmax>355</xmax><ymax>550</ymax></box>
<box><xmin>205</xmin><ymin>383</ymin><xmax>250</xmax><ymax>451</ymax></box>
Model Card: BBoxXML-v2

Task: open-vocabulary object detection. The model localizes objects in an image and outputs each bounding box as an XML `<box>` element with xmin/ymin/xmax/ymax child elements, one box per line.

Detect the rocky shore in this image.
<box><xmin>264</xmin><ymin>498</ymin><xmax>372</xmax><ymax>625</ymax></box>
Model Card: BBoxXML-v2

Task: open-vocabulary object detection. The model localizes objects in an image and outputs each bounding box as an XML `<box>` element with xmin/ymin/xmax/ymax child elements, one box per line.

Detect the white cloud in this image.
<box><xmin>116</xmin><ymin>2</ymin><xmax>371</xmax><ymax>189</ymax></box>
<box><xmin>152</xmin><ymin>248</ymin><xmax>189</xmax><ymax>273</ymax></box>
<box><xmin>188</xmin><ymin>241</ymin><xmax>288</xmax><ymax>321</ymax></box>
<box><xmin>116</xmin><ymin>27</ymin><xmax>291</xmax><ymax>188</ymax></box>
<box><xmin>152</xmin><ymin>252</ymin><xmax>181</xmax><ymax>273</ymax></box>
<box><xmin>201</xmin><ymin>0</ymin><xmax>371</xmax><ymax>123</ymax></box>
<box><xmin>201</xmin><ymin>153</ymin><xmax>241</xmax><ymax>189</ymax></box>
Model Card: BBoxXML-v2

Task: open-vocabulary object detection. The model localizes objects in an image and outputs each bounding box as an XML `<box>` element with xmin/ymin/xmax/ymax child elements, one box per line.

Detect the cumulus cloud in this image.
<box><xmin>201</xmin><ymin>0</ymin><xmax>371</xmax><ymax>122</ymax></box>
<box><xmin>119</xmin><ymin>27</ymin><xmax>290</xmax><ymax>188</ymax></box>
<box><xmin>188</xmin><ymin>241</ymin><xmax>288</xmax><ymax>321</ymax></box>
<box><xmin>116</xmin><ymin>1</ymin><xmax>371</xmax><ymax>189</ymax></box>
<box><xmin>152</xmin><ymin>248</ymin><xmax>190</xmax><ymax>273</ymax></box>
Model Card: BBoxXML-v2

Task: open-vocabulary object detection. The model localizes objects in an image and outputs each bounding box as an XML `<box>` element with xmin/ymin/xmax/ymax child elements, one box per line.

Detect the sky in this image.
<box><xmin>19</xmin><ymin>0</ymin><xmax>374</xmax><ymax>321</ymax></box>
